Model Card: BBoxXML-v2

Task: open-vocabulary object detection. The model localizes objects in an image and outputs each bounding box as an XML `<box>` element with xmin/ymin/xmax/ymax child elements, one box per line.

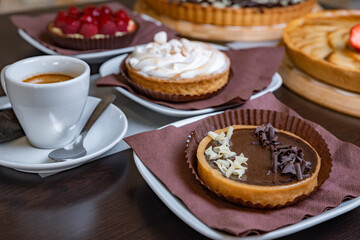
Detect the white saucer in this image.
<box><xmin>134</xmin><ymin>112</ymin><xmax>360</xmax><ymax>240</ymax></box>
<box><xmin>99</xmin><ymin>54</ymin><xmax>283</xmax><ymax>117</ymax></box>
<box><xmin>0</xmin><ymin>96</ymin><xmax>128</xmax><ymax>174</ymax></box>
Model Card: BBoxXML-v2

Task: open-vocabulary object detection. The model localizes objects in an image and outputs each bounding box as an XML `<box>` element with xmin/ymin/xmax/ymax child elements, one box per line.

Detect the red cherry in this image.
<box><xmin>54</xmin><ymin>10</ymin><xmax>68</xmax><ymax>28</ymax></box>
<box><xmin>115</xmin><ymin>19</ymin><xmax>128</xmax><ymax>32</ymax></box>
<box><xmin>98</xmin><ymin>14</ymin><xmax>112</xmax><ymax>26</ymax></box>
<box><xmin>67</xmin><ymin>6</ymin><xmax>80</xmax><ymax>20</ymax></box>
<box><xmin>79</xmin><ymin>23</ymin><xmax>98</xmax><ymax>37</ymax></box>
<box><xmin>100</xmin><ymin>5</ymin><xmax>112</xmax><ymax>16</ymax></box>
<box><xmin>115</xmin><ymin>10</ymin><xmax>129</xmax><ymax>22</ymax></box>
<box><xmin>84</xmin><ymin>6</ymin><xmax>101</xmax><ymax>18</ymax></box>
<box><xmin>62</xmin><ymin>18</ymin><xmax>80</xmax><ymax>34</ymax></box>
<box><xmin>80</xmin><ymin>14</ymin><xmax>96</xmax><ymax>24</ymax></box>
<box><xmin>56</xmin><ymin>10</ymin><xmax>68</xmax><ymax>19</ymax></box>
<box><xmin>99</xmin><ymin>21</ymin><xmax>117</xmax><ymax>35</ymax></box>
<box><xmin>350</xmin><ymin>24</ymin><xmax>360</xmax><ymax>51</ymax></box>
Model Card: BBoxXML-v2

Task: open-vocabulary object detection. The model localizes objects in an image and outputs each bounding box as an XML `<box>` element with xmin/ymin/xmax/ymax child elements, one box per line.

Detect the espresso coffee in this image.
<box><xmin>23</xmin><ymin>73</ymin><xmax>73</xmax><ymax>84</ymax></box>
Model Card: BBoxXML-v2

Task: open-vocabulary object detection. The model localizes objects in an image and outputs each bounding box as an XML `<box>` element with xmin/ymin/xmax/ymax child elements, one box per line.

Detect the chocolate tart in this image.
<box><xmin>144</xmin><ymin>0</ymin><xmax>316</xmax><ymax>26</ymax></box>
<box><xmin>196</xmin><ymin>125</ymin><xmax>321</xmax><ymax>207</ymax></box>
<box><xmin>185</xmin><ymin>109</ymin><xmax>332</xmax><ymax>209</ymax></box>
<box><xmin>283</xmin><ymin>10</ymin><xmax>360</xmax><ymax>93</ymax></box>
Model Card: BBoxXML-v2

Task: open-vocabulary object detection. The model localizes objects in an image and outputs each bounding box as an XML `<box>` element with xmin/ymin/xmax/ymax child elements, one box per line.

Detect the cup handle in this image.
<box><xmin>1</xmin><ymin>65</ymin><xmax>9</xmax><ymax>95</ymax></box>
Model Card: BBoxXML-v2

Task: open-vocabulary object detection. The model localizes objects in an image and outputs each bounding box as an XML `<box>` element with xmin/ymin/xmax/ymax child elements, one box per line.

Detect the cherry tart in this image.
<box><xmin>48</xmin><ymin>5</ymin><xmax>137</xmax><ymax>50</ymax></box>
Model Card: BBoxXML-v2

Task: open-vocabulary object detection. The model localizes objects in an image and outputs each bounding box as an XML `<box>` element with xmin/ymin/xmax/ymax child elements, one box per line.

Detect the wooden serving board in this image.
<box><xmin>279</xmin><ymin>55</ymin><xmax>360</xmax><ymax>118</ymax></box>
<box><xmin>134</xmin><ymin>0</ymin><xmax>320</xmax><ymax>42</ymax></box>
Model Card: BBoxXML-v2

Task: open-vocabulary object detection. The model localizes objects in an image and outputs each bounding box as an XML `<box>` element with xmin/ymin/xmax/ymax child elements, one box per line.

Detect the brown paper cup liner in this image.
<box><xmin>185</xmin><ymin>109</ymin><xmax>332</xmax><ymax>209</ymax></box>
<box><xmin>118</xmin><ymin>59</ymin><xmax>224</xmax><ymax>102</ymax></box>
<box><xmin>47</xmin><ymin>22</ymin><xmax>138</xmax><ymax>51</ymax></box>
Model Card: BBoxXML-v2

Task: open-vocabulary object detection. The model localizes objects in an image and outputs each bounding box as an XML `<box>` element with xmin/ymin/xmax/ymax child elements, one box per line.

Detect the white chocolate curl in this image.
<box><xmin>127</xmin><ymin>31</ymin><xmax>228</xmax><ymax>79</ymax></box>
<box><xmin>205</xmin><ymin>126</ymin><xmax>248</xmax><ymax>179</ymax></box>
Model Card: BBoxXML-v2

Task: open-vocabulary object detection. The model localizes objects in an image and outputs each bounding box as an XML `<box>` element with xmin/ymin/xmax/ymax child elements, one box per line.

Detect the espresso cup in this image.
<box><xmin>1</xmin><ymin>55</ymin><xmax>90</xmax><ymax>149</ymax></box>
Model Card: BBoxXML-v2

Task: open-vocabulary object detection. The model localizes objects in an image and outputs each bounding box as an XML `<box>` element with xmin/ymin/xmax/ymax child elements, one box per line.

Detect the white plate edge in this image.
<box><xmin>18</xmin><ymin>29</ymin><xmax>136</xmax><ymax>60</ymax></box>
<box><xmin>116</xmin><ymin>74</ymin><xmax>282</xmax><ymax>117</ymax></box>
<box><xmin>133</xmin><ymin>112</ymin><xmax>360</xmax><ymax>240</ymax></box>
<box><xmin>99</xmin><ymin>54</ymin><xmax>283</xmax><ymax>117</ymax></box>
<box><xmin>18</xmin><ymin>29</ymin><xmax>56</xmax><ymax>55</ymax></box>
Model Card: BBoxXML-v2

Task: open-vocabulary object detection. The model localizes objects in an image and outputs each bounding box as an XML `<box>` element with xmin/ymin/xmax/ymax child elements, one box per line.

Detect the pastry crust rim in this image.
<box><xmin>47</xmin><ymin>21</ymin><xmax>138</xmax><ymax>50</ymax></box>
<box><xmin>144</xmin><ymin>0</ymin><xmax>317</xmax><ymax>26</ymax></box>
<box><xmin>124</xmin><ymin>51</ymin><xmax>231</xmax><ymax>96</ymax></box>
<box><xmin>48</xmin><ymin>22</ymin><xmax>138</xmax><ymax>39</ymax></box>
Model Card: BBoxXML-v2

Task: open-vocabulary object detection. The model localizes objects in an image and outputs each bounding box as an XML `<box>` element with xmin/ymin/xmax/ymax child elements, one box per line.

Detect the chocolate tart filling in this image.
<box><xmin>186</xmin><ymin>109</ymin><xmax>331</xmax><ymax>208</ymax></box>
<box><xmin>205</xmin><ymin>128</ymin><xmax>317</xmax><ymax>186</ymax></box>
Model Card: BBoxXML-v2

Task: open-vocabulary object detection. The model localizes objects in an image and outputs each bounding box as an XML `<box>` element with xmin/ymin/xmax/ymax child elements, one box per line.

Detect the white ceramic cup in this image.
<box><xmin>1</xmin><ymin>55</ymin><xmax>90</xmax><ymax>149</ymax></box>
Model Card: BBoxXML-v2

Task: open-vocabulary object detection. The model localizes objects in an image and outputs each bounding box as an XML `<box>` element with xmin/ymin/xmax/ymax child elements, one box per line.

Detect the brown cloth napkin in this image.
<box><xmin>97</xmin><ymin>47</ymin><xmax>285</xmax><ymax>110</ymax></box>
<box><xmin>124</xmin><ymin>93</ymin><xmax>360</xmax><ymax>236</ymax></box>
<box><xmin>0</xmin><ymin>109</ymin><xmax>24</xmax><ymax>143</ymax></box>
<box><xmin>10</xmin><ymin>2</ymin><xmax>178</xmax><ymax>55</ymax></box>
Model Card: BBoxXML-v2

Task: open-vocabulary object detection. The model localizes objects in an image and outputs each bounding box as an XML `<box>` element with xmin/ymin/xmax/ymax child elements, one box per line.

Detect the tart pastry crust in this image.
<box><xmin>124</xmin><ymin>32</ymin><xmax>230</xmax><ymax>100</ymax></box>
<box><xmin>144</xmin><ymin>0</ymin><xmax>316</xmax><ymax>26</ymax></box>
<box><xmin>48</xmin><ymin>22</ymin><xmax>137</xmax><ymax>50</ymax></box>
<box><xmin>283</xmin><ymin>10</ymin><xmax>360</xmax><ymax>93</ymax></box>
<box><xmin>125</xmin><ymin>57</ymin><xmax>230</xmax><ymax>97</ymax></box>
<box><xmin>196</xmin><ymin>125</ymin><xmax>321</xmax><ymax>207</ymax></box>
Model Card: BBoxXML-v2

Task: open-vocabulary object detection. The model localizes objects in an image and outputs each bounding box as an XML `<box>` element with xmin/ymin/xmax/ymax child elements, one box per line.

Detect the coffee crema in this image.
<box><xmin>23</xmin><ymin>73</ymin><xmax>73</xmax><ymax>84</ymax></box>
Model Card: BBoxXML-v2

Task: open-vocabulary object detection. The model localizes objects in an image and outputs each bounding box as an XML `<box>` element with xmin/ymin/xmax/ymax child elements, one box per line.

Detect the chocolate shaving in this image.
<box><xmin>275</xmin><ymin>145</ymin><xmax>291</xmax><ymax>150</ymax></box>
<box><xmin>253</xmin><ymin>123</ymin><xmax>312</xmax><ymax>181</ymax></box>
<box><xmin>272</xmin><ymin>151</ymin><xmax>278</xmax><ymax>174</ymax></box>
<box><xmin>282</xmin><ymin>162</ymin><xmax>296</xmax><ymax>175</ymax></box>
<box><xmin>254</xmin><ymin>126</ymin><xmax>264</xmax><ymax>137</ymax></box>
<box><xmin>295</xmin><ymin>163</ymin><xmax>303</xmax><ymax>181</ymax></box>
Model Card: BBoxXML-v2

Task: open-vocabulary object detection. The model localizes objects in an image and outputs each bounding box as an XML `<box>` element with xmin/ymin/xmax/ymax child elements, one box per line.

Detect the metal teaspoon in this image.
<box><xmin>48</xmin><ymin>94</ymin><xmax>116</xmax><ymax>161</ymax></box>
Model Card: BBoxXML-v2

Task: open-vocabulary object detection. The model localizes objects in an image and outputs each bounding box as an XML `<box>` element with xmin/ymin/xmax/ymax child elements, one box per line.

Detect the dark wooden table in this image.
<box><xmin>0</xmin><ymin>1</ymin><xmax>359</xmax><ymax>239</ymax></box>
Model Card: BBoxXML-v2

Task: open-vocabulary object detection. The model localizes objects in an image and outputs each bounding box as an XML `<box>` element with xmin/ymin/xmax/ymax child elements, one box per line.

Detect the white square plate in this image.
<box><xmin>133</xmin><ymin>112</ymin><xmax>360</xmax><ymax>239</ymax></box>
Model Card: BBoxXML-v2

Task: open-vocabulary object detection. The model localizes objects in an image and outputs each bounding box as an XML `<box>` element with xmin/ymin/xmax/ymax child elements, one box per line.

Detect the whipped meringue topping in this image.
<box><xmin>126</xmin><ymin>31</ymin><xmax>229</xmax><ymax>79</ymax></box>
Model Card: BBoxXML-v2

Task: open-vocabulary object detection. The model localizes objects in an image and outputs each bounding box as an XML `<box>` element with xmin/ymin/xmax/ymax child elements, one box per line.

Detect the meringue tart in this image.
<box><xmin>196</xmin><ymin>124</ymin><xmax>321</xmax><ymax>208</ymax></box>
<box><xmin>124</xmin><ymin>31</ymin><xmax>230</xmax><ymax>101</ymax></box>
<box><xmin>144</xmin><ymin>0</ymin><xmax>316</xmax><ymax>26</ymax></box>
<box><xmin>283</xmin><ymin>10</ymin><xmax>360</xmax><ymax>93</ymax></box>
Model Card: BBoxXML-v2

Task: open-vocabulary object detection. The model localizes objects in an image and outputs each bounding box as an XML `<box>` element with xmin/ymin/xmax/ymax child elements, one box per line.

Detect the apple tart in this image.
<box><xmin>283</xmin><ymin>10</ymin><xmax>360</xmax><ymax>93</ymax></box>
